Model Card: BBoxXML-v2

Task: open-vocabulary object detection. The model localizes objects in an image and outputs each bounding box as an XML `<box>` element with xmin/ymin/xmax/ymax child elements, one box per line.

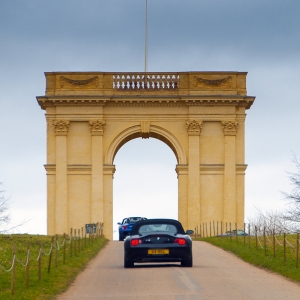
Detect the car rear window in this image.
<box><xmin>128</xmin><ymin>217</ymin><xmax>143</xmax><ymax>223</ymax></box>
<box><xmin>138</xmin><ymin>224</ymin><xmax>178</xmax><ymax>235</ymax></box>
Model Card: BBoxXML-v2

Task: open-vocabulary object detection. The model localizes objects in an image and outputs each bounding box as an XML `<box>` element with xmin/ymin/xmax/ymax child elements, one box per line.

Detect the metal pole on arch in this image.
<box><xmin>144</xmin><ymin>0</ymin><xmax>148</xmax><ymax>72</ymax></box>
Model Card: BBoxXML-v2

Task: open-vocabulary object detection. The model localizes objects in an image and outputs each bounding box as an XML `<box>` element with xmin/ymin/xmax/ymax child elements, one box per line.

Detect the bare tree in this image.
<box><xmin>281</xmin><ymin>154</ymin><xmax>300</xmax><ymax>227</ymax></box>
<box><xmin>0</xmin><ymin>183</ymin><xmax>29</xmax><ymax>233</ymax></box>
<box><xmin>0</xmin><ymin>183</ymin><xmax>11</xmax><ymax>233</ymax></box>
<box><xmin>247</xmin><ymin>155</ymin><xmax>300</xmax><ymax>234</ymax></box>
<box><xmin>247</xmin><ymin>208</ymin><xmax>294</xmax><ymax>235</ymax></box>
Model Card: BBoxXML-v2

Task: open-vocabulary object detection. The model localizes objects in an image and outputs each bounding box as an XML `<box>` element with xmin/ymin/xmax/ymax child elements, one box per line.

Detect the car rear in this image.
<box><xmin>124</xmin><ymin>233</ymin><xmax>192</xmax><ymax>263</ymax></box>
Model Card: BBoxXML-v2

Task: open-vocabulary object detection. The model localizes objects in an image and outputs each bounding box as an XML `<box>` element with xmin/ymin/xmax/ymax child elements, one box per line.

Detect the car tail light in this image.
<box><xmin>174</xmin><ymin>238</ymin><xmax>186</xmax><ymax>245</ymax></box>
<box><xmin>130</xmin><ymin>239</ymin><xmax>142</xmax><ymax>246</ymax></box>
<box><xmin>122</xmin><ymin>225</ymin><xmax>128</xmax><ymax>230</ymax></box>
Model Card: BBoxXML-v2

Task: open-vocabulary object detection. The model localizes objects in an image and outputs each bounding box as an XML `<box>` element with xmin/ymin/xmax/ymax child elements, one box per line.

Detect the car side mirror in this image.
<box><xmin>186</xmin><ymin>230</ymin><xmax>194</xmax><ymax>235</ymax></box>
<box><xmin>117</xmin><ymin>222</ymin><xmax>121</xmax><ymax>225</ymax></box>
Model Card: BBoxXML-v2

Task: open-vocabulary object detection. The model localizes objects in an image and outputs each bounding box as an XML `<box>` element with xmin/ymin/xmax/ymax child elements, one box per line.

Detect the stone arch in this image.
<box><xmin>38</xmin><ymin>71</ymin><xmax>255</xmax><ymax>239</ymax></box>
<box><xmin>105</xmin><ymin>125</ymin><xmax>187</xmax><ymax>165</ymax></box>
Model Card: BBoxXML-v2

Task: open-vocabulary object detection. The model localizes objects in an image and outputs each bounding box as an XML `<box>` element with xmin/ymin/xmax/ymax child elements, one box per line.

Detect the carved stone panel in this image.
<box><xmin>186</xmin><ymin>120</ymin><xmax>202</xmax><ymax>135</ymax></box>
<box><xmin>222</xmin><ymin>121</ymin><xmax>239</xmax><ymax>136</ymax></box>
<box><xmin>60</xmin><ymin>76</ymin><xmax>99</xmax><ymax>88</ymax></box>
<box><xmin>53</xmin><ymin>120</ymin><xmax>70</xmax><ymax>135</ymax></box>
<box><xmin>89</xmin><ymin>120</ymin><xmax>106</xmax><ymax>136</ymax></box>
<box><xmin>191</xmin><ymin>74</ymin><xmax>237</xmax><ymax>91</ymax></box>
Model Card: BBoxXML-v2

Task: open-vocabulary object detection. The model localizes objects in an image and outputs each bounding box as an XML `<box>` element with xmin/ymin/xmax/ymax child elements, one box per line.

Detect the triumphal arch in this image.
<box><xmin>37</xmin><ymin>72</ymin><xmax>255</xmax><ymax>239</ymax></box>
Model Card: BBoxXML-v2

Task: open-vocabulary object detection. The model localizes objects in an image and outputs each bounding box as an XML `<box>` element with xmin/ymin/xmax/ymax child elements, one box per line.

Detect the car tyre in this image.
<box><xmin>181</xmin><ymin>254</ymin><xmax>193</xmax><ymax>267</ymax></box>
<box><xmin>119</xmin><ymin>233</ymin><xmax>124</xmax><ymax>241</ymax></box>
<box><xmin>124</xmin><ymin>256</ymin><xmax>134</xmax><ymax>268</ymax></box>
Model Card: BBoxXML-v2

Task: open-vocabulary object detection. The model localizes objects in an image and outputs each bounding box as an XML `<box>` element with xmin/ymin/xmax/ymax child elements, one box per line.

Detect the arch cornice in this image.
<box><xmin>104</xmin><ymin>125</ymin><xmax>187</xmax><ymax>165</ymax></box>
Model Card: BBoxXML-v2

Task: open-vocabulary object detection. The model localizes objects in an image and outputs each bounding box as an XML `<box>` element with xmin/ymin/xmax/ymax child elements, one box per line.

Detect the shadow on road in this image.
<box><xmin>133</xmin><ymin>263</ymin><xmax>181</xmax><ymax>268</ymax></box>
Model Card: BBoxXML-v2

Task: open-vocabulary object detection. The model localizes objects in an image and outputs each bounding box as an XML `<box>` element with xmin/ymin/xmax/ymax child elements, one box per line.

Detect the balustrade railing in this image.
<box><xmin>112</xmin><ymin>74</ymin><xmax>179</xmax><ymax>90</ymax></box>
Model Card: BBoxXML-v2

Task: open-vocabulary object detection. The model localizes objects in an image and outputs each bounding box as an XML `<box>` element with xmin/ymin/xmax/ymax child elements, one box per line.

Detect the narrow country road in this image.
<box><xmin>57</xmin><ymin>241</ymin><xmax>300</xmax><ymax>300</ymax></box>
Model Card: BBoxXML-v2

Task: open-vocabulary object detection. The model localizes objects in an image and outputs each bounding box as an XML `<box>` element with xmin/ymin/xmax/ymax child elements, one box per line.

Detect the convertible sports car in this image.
<box><xmin>123</xmin><ymin>218</ymin><xmax>194</xmax><ymax>268</ymax></box>
<box><xmin>117</xmin><ymin>217</ymin><xmax>147</xmax><ymax>241</ymax></box>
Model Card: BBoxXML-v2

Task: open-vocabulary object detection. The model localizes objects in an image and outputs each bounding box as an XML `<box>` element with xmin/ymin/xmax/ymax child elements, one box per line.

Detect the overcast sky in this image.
<box><xmin>0</xmin><ymin>0</ymin><xmax>299</xmax><ymax>238</ymax></box>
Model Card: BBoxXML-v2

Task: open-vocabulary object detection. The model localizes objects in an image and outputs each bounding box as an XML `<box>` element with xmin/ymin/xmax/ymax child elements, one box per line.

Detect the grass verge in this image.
<box><xmin>0</xmin><ymin>234</ymin><xmax>108</xmax><ymax>300</ymax></box>
<box><xmin>196</xmin><ymin>236</ymin><xmax>300</xmax><ymax>282</ymax></box>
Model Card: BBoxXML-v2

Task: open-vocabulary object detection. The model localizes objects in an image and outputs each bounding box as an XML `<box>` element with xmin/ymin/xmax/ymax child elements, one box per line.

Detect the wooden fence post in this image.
<box><xmin>93</xmin><ymin>223</ymin><xmax>96</xmax><ymax>243</ymax></box>
<box><xmin>296</xmin><ymin>233</ymin><xmax>299</xmax><ymax>268</ymax></box>
<box><xmin>90</xmin><ymin>223</ymin><xmax>93</xmax><ymax>242</ymax></box>
<box><xmin>48</xmin><ymin>236</ymin><xmax>54</xmax><ymax>273</ymax></box>
<box><xmin>248</xmin><ymin>224</ymin><xmax>250</xmax><ymax>248</ymax></box>
<box><xmin>78</xmin><ymin>229</ymin><xmax>81</xmax><ymax>253</ymax></box>
<box><xmin>221</xmin><ymin>221</ymin><xmax>223</xmax><ymax>238</ymax></box>
<box><xmin>11</xmin><ymin>244</ymin><xmax>16</xmax><ymax>295</ymax></box>
<box><xmin>255</xmin><ymin>226</ymin><xmax>258</xmax><ymax>250</ymax></box>
<box><xmin>213</xmin><ymin>220</ymin><xmax>215</xmax><ymax>236</ymax></box>
<box><xmin>81</xmin><ymin>227</ymin><xmax>84</xmax><ymax>249</ymax></box>
<box><xmin>283</xmin><ymin>232</ymin><xmax>286</xmax><ymax>263</ymax></box>
<box><xmin>26</xmin><ymin>241</ymin><xmax>30</xmax><ymax>287</ymax></box>
<box><xmin>74</xmin><ymin>229</ymin><xmax>77</xmax><ymax>256</ymax></box>
<box><xmin>235</xmin><ymin>223</ymin><xmax>238</xmax><ymax>244</ymax></box>
<box><xmin>264</xmin><ymin>227</ymin><xmax>266</xmax><ymax>255</ymax></box>
<box><xmin>63</xmin><ymin>233</ymin><xmax>66</xmax><ymax>264</ymax></box>
<box><xmin>217</xmin><ymin>221</ymin><xmax>219</xmax><ymax>236</ymax></box>
<box><xmin>230</xmin><ymin>223</ymin><xmax>232</xmax><ymax>242</ymax></box>
<box><xmin>226</xmin><ymin>223</ymin><xmax>228</xmax><ymax>239</ymax></box>
<box><xmin>38</xmin><ymin>241</ymin><xmax>42</xmax><ymax>281</ymax></box>
<box><xmin>273</xmin><ymin>230</ymin><xmax>276</xmax><ymax>258</ymax></box>
<box><xmin>55</xmin><ymin>234</ymin><xmax>58</xmax><ymax>267</ymax></box>
<box><xmin>70</xmin><ymin>228</ymin><xmax>73</xmax><ymax>258</ymax></box>
<box><xmin>243</xmin><ymin>223</ymin><xmax>246</xmax><ymax>245</ymax></box>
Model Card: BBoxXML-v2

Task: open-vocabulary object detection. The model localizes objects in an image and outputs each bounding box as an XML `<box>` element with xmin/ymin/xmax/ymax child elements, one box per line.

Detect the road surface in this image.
<box><xmin>58</xmin><ymin>241</ymin><xmax>300</xmax><ymax>300</ymax></box>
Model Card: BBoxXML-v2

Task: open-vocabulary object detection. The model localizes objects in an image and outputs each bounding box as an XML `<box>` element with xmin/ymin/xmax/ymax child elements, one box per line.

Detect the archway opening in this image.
<box><xmin>112</xmin><ymin>138</ymin><xmax>178</xmax><ymax>240</ymax></box>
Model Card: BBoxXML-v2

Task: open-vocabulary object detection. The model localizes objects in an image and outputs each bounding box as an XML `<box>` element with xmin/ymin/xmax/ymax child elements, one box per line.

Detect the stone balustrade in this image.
<box><xmin>112</xmin><ymin>73</ymin><xmax>180</xmax><ymax>90</ymax></box>
<box><xmin>38</xmin><ymin>71</ymin><xmax>255</xmax><ymax>110</ymax></box>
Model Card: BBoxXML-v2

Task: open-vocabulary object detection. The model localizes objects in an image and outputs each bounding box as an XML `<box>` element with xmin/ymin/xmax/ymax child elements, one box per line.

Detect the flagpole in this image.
<box><xmin>144</xmin><ymin>0</ymin><xmax>148</xmax><ymax>72</ymax></box>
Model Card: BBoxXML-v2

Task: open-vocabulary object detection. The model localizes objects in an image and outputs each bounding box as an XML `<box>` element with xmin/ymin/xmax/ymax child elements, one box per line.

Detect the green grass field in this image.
<box><xmin>2</xmin><ymin>233</ymin><xmax>298</xmax><ymax>298</ymax></box>
<box><xmin>0</xmin><ymin>234</ymin><xmax>108</xmax><ymax>300</ymax></box>
<box><xmin>196</xmin><ymin>234</ymin><xmax>300</xmax><ymax>282</ymax></box>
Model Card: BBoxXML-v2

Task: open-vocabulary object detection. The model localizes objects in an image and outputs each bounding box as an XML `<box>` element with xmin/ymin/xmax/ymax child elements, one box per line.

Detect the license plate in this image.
<box><xmin>148</xmin><ymin>249</ymin><xmax>169</xmax><ymax>255</ymax></box>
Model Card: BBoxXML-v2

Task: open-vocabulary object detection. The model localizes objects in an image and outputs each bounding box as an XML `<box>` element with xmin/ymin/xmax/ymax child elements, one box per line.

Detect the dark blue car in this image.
<box><xmin>117</xmin><ymin>217</ymin><xmax>147</xmax><ymax>241</ymax></box>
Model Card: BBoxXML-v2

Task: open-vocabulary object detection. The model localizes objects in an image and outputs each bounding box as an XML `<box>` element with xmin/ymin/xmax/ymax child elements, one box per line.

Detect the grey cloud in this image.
<box><xmin>1</xmin><ymin>0</ymin><xmax>299</xmax><ymax>64</ymax></box>
<box><xmin>0</xmin><ymin>0</ymin><xmax>300</xmax><ymax>233</ymax></box>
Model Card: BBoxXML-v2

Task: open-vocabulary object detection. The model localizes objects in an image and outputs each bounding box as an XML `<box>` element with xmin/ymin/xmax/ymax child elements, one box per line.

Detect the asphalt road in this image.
<box><xmin>58</xmin><ymin>241</ymin><xmax>300</xmax><ymax>300</ymax></box>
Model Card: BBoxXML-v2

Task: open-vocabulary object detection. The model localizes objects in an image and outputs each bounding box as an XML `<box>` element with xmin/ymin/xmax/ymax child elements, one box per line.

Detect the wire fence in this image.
<box><xmin>193</xmin><ymin>221</ymin><xmax>300</xmax><ymax>268</ymax></box>
<box><xmin>0</xmin><ymin>222</ymin><xmax>104</xmax><ymax>296</ymax></box>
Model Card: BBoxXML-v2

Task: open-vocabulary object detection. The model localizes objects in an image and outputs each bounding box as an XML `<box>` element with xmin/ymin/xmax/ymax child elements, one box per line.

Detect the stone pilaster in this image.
<box><xmin>53</xmin><ymin>120</ymin><xmax>69</xmax><ymax>234</ymax></box>
<box><xmin>186</xmin><ymin>120</ymin><xmax>202</xmax><ymax>230</ymax></box>
<box><xmin>89</xmin><ymin>120</ymin><xmax>105</xmax><ymax>225</ymax></box>
<box><xmin>46</xmin><ymin>117</ymin><xmax>56</xmax><ymax>236</ymax></box>
<box><xmin>222</xmin><ymin>120</ymin><xmax>238</xmax><ymax>224</ymax></box>
<box><xmin>103</xmin><ymin>164</ymin><xmax>116</xmax><ymax>240</ymax></box>
<box><xmin>176</xmin><ymin>164</ymin><xmax>188</xmax><ymax>230</ymax></box>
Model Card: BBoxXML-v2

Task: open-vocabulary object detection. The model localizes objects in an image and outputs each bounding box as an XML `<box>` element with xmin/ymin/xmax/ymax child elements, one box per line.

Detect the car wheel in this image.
<box><xmin>181</xmin><ymin>254</ymin><xmax>193</xmax><ymax>267</ymax></box>
<box><xmin>119</xmin><ymin>233</ymin><xmax>124</xmax><ymax>241</ymax></box>
<box><xmin>124</xmin><ymin>256</ymin><xmax>134</xmax><ymax>268</ymax></box>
